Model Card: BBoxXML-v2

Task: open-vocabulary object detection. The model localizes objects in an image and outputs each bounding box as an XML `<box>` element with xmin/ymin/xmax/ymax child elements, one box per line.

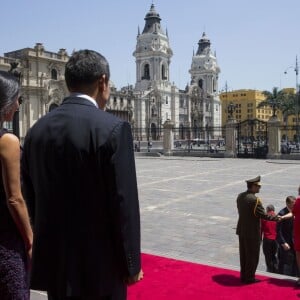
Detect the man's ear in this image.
<box><xmin>98</xmin><ymin>75</ymin><xmax>109</xmax><ymax>92</ymax></box>
<box><xmin>97</xmin><ymin>75</ymin><xmax>110</xmax><ymax>110</ymax></box>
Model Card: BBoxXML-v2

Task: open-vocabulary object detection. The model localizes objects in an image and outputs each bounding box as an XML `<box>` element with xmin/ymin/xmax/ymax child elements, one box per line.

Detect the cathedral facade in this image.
<box><xmin>0</xmin><ymin>4</ymin><xmax>222</xmax><ymax>144</ymax></box>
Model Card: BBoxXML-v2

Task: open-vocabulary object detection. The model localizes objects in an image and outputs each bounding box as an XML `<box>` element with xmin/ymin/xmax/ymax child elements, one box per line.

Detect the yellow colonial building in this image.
<box><xmin>220</xmin><ymin>88</ymin><xmax>299</xmax><ymax>142</ymax></box>
<box><xmin>219</xmin><ymin>89</ymin><xmax>272</xmax><ymax>126</ymax></box>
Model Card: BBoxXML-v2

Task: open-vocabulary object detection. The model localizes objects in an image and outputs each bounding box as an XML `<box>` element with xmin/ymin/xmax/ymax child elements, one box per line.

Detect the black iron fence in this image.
<box><xmin>279</xmin><ymin>125</ymin><xmax>300</xmax><ymax>154</ymax></box>
<box><xmin>131</xmin><ymin>123</ymin><xmax>300</xmax><ymax>157</ymax></box>
<box><xmin>131</xmin><ymin>126</ymin><xmax>226</xmax><ymax>153</ymax></box>
<box><xmin>236</xmin><ymin>119</ymin><xmax>268</xmax><ymax>158</ymax></box>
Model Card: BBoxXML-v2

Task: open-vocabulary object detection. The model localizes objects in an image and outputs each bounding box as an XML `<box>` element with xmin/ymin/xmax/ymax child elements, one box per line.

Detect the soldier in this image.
<box><xmin>236</xmin><ymin>176</ymin><xmax>280</xmax><ymax>284</ymax></box>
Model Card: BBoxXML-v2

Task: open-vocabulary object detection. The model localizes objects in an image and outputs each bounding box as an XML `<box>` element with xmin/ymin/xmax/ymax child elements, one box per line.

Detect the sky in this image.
<box><xmin>1</xmin><ymin>0</ymin><xmax>299</xmax><ymax>92</ymax></box>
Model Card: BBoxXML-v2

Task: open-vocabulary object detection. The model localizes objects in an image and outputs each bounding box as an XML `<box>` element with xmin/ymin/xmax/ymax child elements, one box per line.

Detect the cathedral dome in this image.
<box><xmin>196</xmin><ymin>32</ymin><xmax>211</xmax><ymax>56</ymax></box>
<box><xmin>142</xmin><ymin>4</ymin><xmax>164</xmax><ymax>35</ymax></box>
<box><xmin>145</xmin><ymin>4</ymin><xmax>161</xmax><ymax>20</ymax></box>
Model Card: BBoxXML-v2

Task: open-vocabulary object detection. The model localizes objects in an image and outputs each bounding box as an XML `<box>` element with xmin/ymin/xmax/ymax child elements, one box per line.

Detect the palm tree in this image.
<box><xmin>257</xmin><ymin>87</ymin><xmax>287</xmax><ymax>117</ymax></box>
<box><xmin>282</xmin><ymin>91</ymin><xmax>300</xmax><ymax>141</ymax></box>
<box><xmin>258</xmin><ymin>88</ymin><xmax>300</xmax><ymax>142</ymax></box>
<box><xmin>280</xmin><ymin>93</ymin><xmax>296</xmax><ymax>120</ymax></box>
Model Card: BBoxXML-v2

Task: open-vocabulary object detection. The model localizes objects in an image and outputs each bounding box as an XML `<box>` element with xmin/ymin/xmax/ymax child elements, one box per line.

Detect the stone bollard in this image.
<box><xmin>267</xmin><ymin>116</ymin><xmax>281</xmax><ymax>159</ymax></box>
<box><xmin>224</xmin><ymin>118</ymin><xmax>237</xmax><ymax>158</ymax></box>
<box><xmin>163</xmin><ymin>119</ymin><xmax>175</xmax><ymax>156</ymax></box>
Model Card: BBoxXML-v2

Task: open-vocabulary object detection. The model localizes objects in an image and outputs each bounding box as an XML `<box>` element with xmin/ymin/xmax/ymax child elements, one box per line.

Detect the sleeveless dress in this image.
<box><xmin>0</xmin><ymin>129</ymin><xmax>29</xmax><ymax>300</ymax></box>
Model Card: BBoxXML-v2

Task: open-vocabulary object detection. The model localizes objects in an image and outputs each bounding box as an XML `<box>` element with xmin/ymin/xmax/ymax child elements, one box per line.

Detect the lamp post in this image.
<box><xmin>284</xmin><ymin>56</ymin><xmax>299</xmax><ymax>141</ymax></box>
<box><xmin>146</xmin><ymin>90</ymin><xmax>152</xmax><ymax>152</ymax></box>
<box><xmin>227</xmin><ymin>102</ymin><xmax>237</xmax><ymax>120</ymax></box>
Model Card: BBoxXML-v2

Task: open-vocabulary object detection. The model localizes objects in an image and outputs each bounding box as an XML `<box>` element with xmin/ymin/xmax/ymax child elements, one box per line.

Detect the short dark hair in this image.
<box><xmin>0</xmin><ymin>70</ymin><xmax>19</xmax><ymax>117</ymax></box>
<box><xmin>64</xmin><ymin>49</ymin><xmax>110</xmax><ymax>91</ymax></box>
<box><xmin>247</xmin><ymin>182</ymin><xmax>257</xmax><ymax>189</ymax></box>
<box><xmin>286</xmin><ymin>195</ymin><xmax>296</xmax><ymax>204</ymax></box>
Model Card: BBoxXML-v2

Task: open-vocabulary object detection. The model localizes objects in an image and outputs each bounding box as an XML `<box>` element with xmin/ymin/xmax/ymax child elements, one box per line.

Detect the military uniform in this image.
<box><xmin>236</xmin><ymin>176</ymin><xmax>279</xmax><ymax>284</ymax></box>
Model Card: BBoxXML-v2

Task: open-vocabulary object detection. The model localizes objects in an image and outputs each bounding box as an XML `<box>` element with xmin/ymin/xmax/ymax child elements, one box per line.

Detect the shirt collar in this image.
<box><xmin>69</xmin><ymin>93</ymin><xmax>99</xmax><ymax>108</ymax></box>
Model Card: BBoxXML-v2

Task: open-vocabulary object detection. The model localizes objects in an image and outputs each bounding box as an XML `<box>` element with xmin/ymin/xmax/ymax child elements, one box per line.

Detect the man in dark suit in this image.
<box><xmin>277</xmin><ymin>196</ymin><xmax>297</xmax><ymax>276</ymax></box>
<box><xmin>236</xmin><ymin>176</ymin><xmax>280</xmax><ymax>284</ymax></box>
<box><xmin>21</xmin><ymin>50</ymin><xmax>142</xmax><ymax>300</ymax></box>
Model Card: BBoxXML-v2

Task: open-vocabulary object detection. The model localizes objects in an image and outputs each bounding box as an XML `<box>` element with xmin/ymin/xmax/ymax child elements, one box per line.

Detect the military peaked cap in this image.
<box><xmin>245</xmin><ymin>175</ymin><xmax>261</xmax><ymax>185</ymax></box>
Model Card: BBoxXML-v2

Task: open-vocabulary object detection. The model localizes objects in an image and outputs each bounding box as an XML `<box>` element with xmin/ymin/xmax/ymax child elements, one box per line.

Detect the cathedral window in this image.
<box><xmin>142</xmin><ymin>64</ymin><xmax>150</xmax><ymax>80</ymax></box>
<box><xmin>151</xmin><ymin>106</ymin><xmax>157</xmax><ymax>117</ymax></box>
<box><xmin>51</xmin><ymin>69</ymin><xmax>58</xmax><ymax>80</ymax></box>
<box><xmin>198</xmin><ymin>79</ymin><xmax>203</xmax><ymax>89</ymax></box>
<box><xmin>180</xmin><ymin>99</ymin><xmax>184</xmax><ymax>108</ymax></box>
<box><xmin>162</xmin><ymin>65</ymin><xmax>167</xmax><ymax>80</ymax></box>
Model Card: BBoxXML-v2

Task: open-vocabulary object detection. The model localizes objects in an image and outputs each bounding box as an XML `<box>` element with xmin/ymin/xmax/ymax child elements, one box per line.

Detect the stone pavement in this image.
<box><xmin>30</xmin><ymin>157</ymin><xmax>300</xmax><ymax>299</ymax></box>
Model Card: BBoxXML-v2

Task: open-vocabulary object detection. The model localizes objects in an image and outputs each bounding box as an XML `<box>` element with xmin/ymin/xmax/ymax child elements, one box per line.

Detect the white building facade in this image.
<box><xmin>0</xmin><ymin>45</ymin><xmax>134</xmax><ymax>142</ymax></box>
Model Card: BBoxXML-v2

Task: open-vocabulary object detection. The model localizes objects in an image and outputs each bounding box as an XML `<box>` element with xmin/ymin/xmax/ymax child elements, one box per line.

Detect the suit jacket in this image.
<box><xmin>236</xmin><ymin>191</ymin><xmax>277</xmax><ymax>238</ymax></box>
<box><xmin>277</xmin><ymin>207</ymin><xmax>294</xmax><ymax>247</ymax></box>
<box><xmin>21</xmin><ymin>96</ymin><xmax>141</xmax><ymax>297</ymax></box>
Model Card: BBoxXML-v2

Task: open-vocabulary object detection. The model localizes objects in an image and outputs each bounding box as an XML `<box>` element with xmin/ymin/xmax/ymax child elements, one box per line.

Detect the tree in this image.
<box><xmin>280</xmin><ymin>93</ymin><xmax>296</xmax><ymax>122</ymax></box>
<box><xmin>257</xmin><ymin>87</ymin><xmax>287</xmax><ymax>117</ymax></box>
<box><xmin>258</xmin><ymin>88</ymin><xmax>300</xmax><ymax>142</ymax></box>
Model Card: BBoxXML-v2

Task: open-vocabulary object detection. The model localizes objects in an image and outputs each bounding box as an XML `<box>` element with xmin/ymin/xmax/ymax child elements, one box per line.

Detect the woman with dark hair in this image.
<box><xmin>0</xmin><ymin>70</ymin><xmax>33</xmax><ymax>299</ymax></box>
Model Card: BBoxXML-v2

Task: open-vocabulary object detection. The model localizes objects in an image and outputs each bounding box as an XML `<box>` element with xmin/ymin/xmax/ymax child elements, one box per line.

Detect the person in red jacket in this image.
<box><xmin>261</xmin><ymin>204</ymin><xmax>278</xmax><ymax>273</ymax></box>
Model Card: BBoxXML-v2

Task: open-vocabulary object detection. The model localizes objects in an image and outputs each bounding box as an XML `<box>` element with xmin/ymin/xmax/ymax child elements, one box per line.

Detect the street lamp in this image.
<box><xmin>227</xmin><ymin>102</ymin><xmax>237</xmax><ymax>119</ymax></box>
<box><xmin>284</xmin><ymin>56</ymin><xmax>299</xmax><ymax>141</ymax></box>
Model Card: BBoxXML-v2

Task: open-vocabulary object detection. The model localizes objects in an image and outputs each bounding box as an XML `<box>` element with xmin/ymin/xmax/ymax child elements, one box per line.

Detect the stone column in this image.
<box><xmin>267</xmin><ymin>116</ymin><xmax>281</xmax><ymax>159</ymax></box>
<box><xmin>163</xmin><ymin>119</ymin><xmax>175</xmax><ymax>156</ymax></box>
<box><xmin>225</xmin><ymin>118</ymin><xmax>237</xmax><ymax>158</ymax></box>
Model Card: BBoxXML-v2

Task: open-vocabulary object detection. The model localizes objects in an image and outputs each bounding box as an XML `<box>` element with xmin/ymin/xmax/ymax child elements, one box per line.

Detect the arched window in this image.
<box><xmin>151</xmin><ymin>106</ymin><xmax>157</xmax><ymax>117</ymax></box>
<box><xmin>213</xmin><ymin>78</ymin><xmax>216</xmax><ymax>92</ymax></box>
<box><xmin>51</xmin><ymin>69</ymin><xmax>58</xmax><ymax>80</ymax></box>
<box><xmin>198</xmin><ymin>79</ymin><xmax>203</xmax><ymax>89</ymax></box>
<box><xmin>142</xmin><ymin>64</ymin><xmax>150</xmax><ymax>80</ymax></box>
<box><xmin>161</xmin><ymin>65</ymin><xmax>167</xmax><ymax>80</ymax></box>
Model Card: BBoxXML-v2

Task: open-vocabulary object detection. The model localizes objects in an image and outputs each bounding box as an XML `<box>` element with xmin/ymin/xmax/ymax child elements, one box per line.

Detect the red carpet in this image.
<box><xmin>128</xmin><ymin>253</ymin><xmax>300</xmax><ymax>299</ymax></box>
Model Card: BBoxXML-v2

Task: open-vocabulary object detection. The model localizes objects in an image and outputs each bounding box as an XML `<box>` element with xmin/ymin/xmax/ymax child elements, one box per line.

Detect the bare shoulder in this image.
<box><xmin>0</xmin><ymin>133</ymin><xmax>20</xmax><ymax>155</ymax></box>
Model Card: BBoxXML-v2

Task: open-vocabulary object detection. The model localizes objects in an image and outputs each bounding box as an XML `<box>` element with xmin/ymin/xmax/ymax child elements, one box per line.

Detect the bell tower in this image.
<box><xmin>189</xmin><ymin>32</ymin><xmax>220</xmax><ymax>94</ymax></box>
<box><xmin>133</xmin><ymin>3</ymin><xmax>173</xmax><ymax>90</ymax></box>
<box><xmin>189</xmin><ymin>32</ymin><xmax>221</xmax><ymax>140</ymax></box>
<box><xmin>132</xmin><ymin>4</ymin><xmax>179</xmax><ymax>142</ymax></box>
